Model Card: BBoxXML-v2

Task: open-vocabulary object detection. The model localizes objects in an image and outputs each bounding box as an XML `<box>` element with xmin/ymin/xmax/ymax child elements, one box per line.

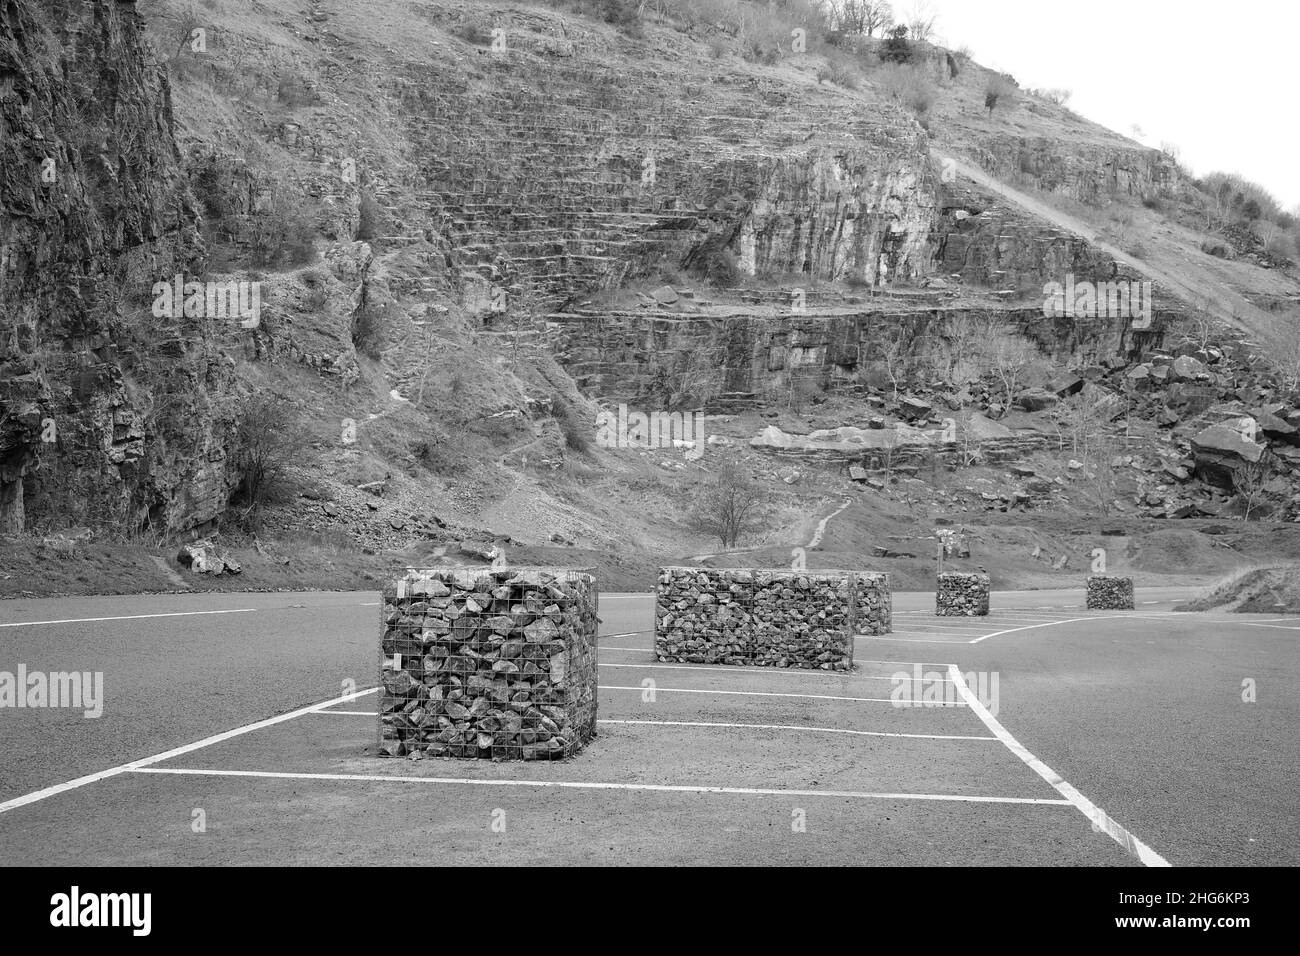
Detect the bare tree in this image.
<box><xmin>1081</xmin><ymin>436</ymin><xmax>1122</xmax><ymax>517</ymax></box>
<box><xmin>1051</xmin><ymin>393</ymin><xmax>1104</xmax><ymax>460</ymax></box>
<box><xmin>833</xmin><ymin>0</ymin><xmax>894</xmax><ymax>36</ymax></box>
<box><xmin>984</xmin><ymin>328</ymin><xmax>1036</xmax><ymax>408</ymax></box>
<box><xmin>1276</xmin><ymin>332</ymin><xmax>1300</xmax><ymax>395</ymax></box>
<box><xmin>230</xmin><ymin>393</ymin><xmax>310</xmax><ymax>526</ymax></box>
<box><xmin>1233</xmin><ymin>459</ymin><xmax>1270</xmax><ymax>521</ymax></box>
<box><xmin>173</xmin><ymin>5</ymin><xmax>203</xmax><ymax>60</ymax></box>
<box><xmin>904</xmin><ymin>0</ymin><xmax>937</xmax><ymax>43</ymax></box>
<box><xmin>877</xmin><ymin>325</ymin><xmax>909</xmax><ymax>401</ymax></box>
<box><xmin>875</xmin><ymin>433</ymin><xmax>900</xmax><ymax>484</ymax></box>
<box><xmin>688</xmin><ymin>463</ymin><xmax>767</xmax><ymax>548</ymax></box>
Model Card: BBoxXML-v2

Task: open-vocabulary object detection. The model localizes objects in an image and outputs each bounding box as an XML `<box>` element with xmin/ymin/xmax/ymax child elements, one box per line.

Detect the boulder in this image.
<box><xmin>898</xmin><ymin>397</ymin><xmax>932</xmax><ymax>420</ymax></box>
<box><xmin>1171</xmin><ymin>355</ymin><xmax>1207</xmax><ymax>380</ymax></box>
<box><xmin>651</xmin><ymin>285</ymin><xmax>680</xmax><ymax>305</ymax></box>
<box><xmin>1191</xmin><ymin>424</ymin><xmax>1265</xmax><ymax>487</ymax></box>
<box><xmin>1016</xmin><ymin>388</ymin><xmax>1059</xmax><ymax>412</ymax></box>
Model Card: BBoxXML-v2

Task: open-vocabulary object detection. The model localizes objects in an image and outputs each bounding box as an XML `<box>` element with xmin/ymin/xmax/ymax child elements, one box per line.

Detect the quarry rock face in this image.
<box><xmin>735</xmin><ymin>147</ymin><xmax>936</xmax><ymax>286</ymax></box>
<box><xmin>0</xmin><ymin>0</ymin><xmax>238</xmax><ymax>535</ymax></box>
<box><xmin>967</xmin><ymin>134</ymin><xmax>1179</xmax><ymax>205</ymax></box>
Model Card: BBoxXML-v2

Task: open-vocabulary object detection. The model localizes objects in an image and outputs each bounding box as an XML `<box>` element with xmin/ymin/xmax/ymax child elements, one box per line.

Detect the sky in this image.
<box><xmin>913</xmin><ymin>0</ymin><xmax>1299</xmax><ymax>210</ymax></box>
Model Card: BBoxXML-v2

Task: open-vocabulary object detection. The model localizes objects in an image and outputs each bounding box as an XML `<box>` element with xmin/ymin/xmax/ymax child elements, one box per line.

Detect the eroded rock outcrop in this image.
<box><xmin>1</xmin><ymin>0</ymin><xmax>239</xmax><ymax>534</ymax></box>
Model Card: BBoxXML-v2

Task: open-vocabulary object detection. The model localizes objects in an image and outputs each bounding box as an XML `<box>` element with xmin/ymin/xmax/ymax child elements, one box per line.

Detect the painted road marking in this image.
<box><xmin>968</xmin><ymin>614</ymin><xmax>1183</xmax><ymax>645</ymax></box>
<box><xmin>599</xmin><ymin>685</ymin><xmax>966</xmax><ymax>705</ymax></box>
<box><xmin>128</xmin><ymin>766</ymin><xmax>1069</xmax><ymax>806</ymax></box>
<box><xmin>948</xmin><ymin>664</ymin><xmax>1171</xmax><ymax>867</ymax></box>
<box><xmin>0</xmin><ymin>608</ymin><xmax>259</xmax><ymax>629</ymax></box>
<box><xmin>600</xmin><ymin>662</ymin><xmax>958</xmax><ymax>683</ymax></box>
<box><xmin>311</xmin><ymin>710</ymin><xmax>996</xmax><ymax>741</ymax></box>
<box><xmin>0</xmin><ymin>686</ymin><xmax>380</xmax><ymax>816</ymax></box>
<box><xmin>857</xmin><ymin>635</ymin><xmax>981</xmax><ymax>644</ymax></box>
<box><xmin>599</xmin><ymin>718</ymin><xmax>995</xmax><ymax>741</ymax></box>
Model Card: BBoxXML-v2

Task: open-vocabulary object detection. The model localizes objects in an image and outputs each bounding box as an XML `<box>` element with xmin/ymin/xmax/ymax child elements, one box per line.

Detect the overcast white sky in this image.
<box><xmin>917</xmin><ymin>0</ymin><xmax>1299</xmax><ymax>209</ymax></box>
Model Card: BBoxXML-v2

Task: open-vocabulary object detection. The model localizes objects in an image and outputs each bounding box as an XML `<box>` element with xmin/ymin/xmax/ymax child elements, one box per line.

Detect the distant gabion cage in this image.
<box><xmin>936</xmin><ymin>572</ymin><xmax>990</xmax><ymax>616</ymax></box>
<box><xmin>379</xmin><ymin>567</ymin><xmax>598</xmax><ymax>760</ymax></box>
<box><xmin>1086</xmin><ymin>575</ymin><xmax>1135</xmax><ymax>610</ymax></box>
<box><xmin>655</xmin><ymin>568</ymin><xmax>888</xmax><ymax>669</ymax></box>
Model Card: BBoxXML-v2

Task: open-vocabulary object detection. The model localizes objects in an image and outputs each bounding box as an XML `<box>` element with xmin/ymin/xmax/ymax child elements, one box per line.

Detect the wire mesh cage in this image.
<box><xmin>936</xmin><ymin>572</ymin><xmax>991</xmax><ymax>616</ymax></box>
<box><xmin>1085</xmin><ymin>575</ymin><xmax>1135</xmax><ymax>610</ymax></box>
<box><xmin>379</xmin><ymin>567</ymin><xmax>598</xmax><ymax>760</ymax></box>
<box><xmin>654</xmin><ymin>567</ymin><xmax>888</xmax><ymax>670</ymax></box>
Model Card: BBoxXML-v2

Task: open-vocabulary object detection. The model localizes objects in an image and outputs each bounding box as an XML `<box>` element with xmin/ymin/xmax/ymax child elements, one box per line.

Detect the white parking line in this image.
<box><xmin>312</xmin><ymin>711</ymin><xmax>994</xmax><ymax>741</ymax></box>
<box><xmin>0</xmin><ymin>686</ymin><xmax>380</xmax><ymax>816</ymax></box>
<box><xmin>0</xmin><ymin>608</ymin><xmax>259</xmax><ymax>628</ymax></box>
<box><xmin>857</xmin><ymin>635</ymin><xmax>978</xmax><ymax>644</ymax></box>
<box><xmin>601</xmin><ymin>718</ymin><xmax>994</xmax><ymax>741</ymax></box>
<box><xmin>967</xmin><ymin>613</ymin><xmax>1183</xmax><ymax>644</ymax></box>
<box><xmin>601</xmin><ymin>662</ymin><xmax>958</xmax><ymax>683</ymax></box>
<box><xmin>599</xmin><ymin>685</ymin><xmax>966</xmax><ymax>705</ymax></box>
<box><xmin>128</xmin><ymin>766</ymin><xmax>1069</xmax><ymax>806</ymax></box>
<box><xmin>947</xmin><ymin>665</ymin><xmax>1171</xmax><ymax>867</ymax></box>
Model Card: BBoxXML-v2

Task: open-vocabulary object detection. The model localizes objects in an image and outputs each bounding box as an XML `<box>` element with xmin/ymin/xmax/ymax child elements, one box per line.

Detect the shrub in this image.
<box><xmin>451</xmin><ymin>22</ymin><xmax>494</xmax><ymax>45</ymax></box>
<box><xmin>351</xmin><ymin>298</ymin><xmax>384</xmax><ymax>360</ymax></box>
<box><xmin>821</xmin><ymin>51</ymin><xmax>862</xmax><ymax>88</ymax></box>
<box><xmin>229</xmin><ymin>393</ymin><xmax>309</xmax><ymax>525</ymax></box>
<box><xmin>356</xmin><ymin>189</ymin><xmax>382</xmax><ymax>242</ymax></box>
<box><xmin>276</xmin><ymin>72</ymin><xmax>313</xmax><ymax>107</ymax></box>
<box><xmin>881</xmin><ymin>25</ymin><xmax>912</xmax><ymax>63</ymax></box>
<box><xmin>882</xmin><ymin>64</ymin><xmax>935</xmax><ymax>120</ymax></box>
<box><xmin>984</xmin><ymin>74</ymin><xmax>1017</xmax><ymax>116</ymax></box>
<box><xmin>554</xmin><ymin>402</ymin><xmax>591</xmax><ymax>453</ymax></box>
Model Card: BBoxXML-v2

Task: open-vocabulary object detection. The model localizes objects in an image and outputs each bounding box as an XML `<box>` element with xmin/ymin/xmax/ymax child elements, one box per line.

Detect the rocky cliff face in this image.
<box><xmin>0</xmin><ymin>0</ymin><xmax>237</xmax><ymax>535</ymax></box>
<box><xmin>967</xmin><ymin>134</ymin><xmax>1179</xmax><ymax>206</ymax></box>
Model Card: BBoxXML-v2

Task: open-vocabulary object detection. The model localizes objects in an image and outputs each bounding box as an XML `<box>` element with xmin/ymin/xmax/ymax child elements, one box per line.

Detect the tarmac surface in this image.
<box><xmin>0</xmin><ymin>586</ymin><xmax>1295</xmax><ymax>865</ymax></box>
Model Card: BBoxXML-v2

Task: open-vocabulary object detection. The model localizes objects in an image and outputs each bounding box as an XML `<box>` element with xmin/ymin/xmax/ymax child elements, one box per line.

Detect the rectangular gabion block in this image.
<box><xmin>937</xmin><ymin>572</ymin><xmax>990</xmax><ymax>616</ymax></box>
<box><xmin>1086</xmin><ymin>575</ymin><xmax>1135</xmax><ymax>610</ymax></box>
<box><xmin>379</xmin><ymin>567</ymin><xmax>598</xmax><ymax>760</ymax></box>
<box><xmin>655</xmin><ymin>567</ymin><xmax>886</xmax><ymax>669</ymax></box>
<box><xmin>855</xmin><ymin>572</ymin><xmax>893</xmax><ymax>635</ymax></box>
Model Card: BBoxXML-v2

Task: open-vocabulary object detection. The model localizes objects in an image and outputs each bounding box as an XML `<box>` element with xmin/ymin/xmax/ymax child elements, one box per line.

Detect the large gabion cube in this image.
<box><xmin>1086</xmin><ymin>575</ymin><xmax>1135</xmax><ymax>610</ymax></box>
<box><xmin>855</xmin><ymin>572</ymin><xmax>893</xmax><ymax>635</ymax></box>
<box><xmin>379</xmin><ymin>567</ymin><xmax>598</xmax><ymax>760</ymax></box>
<box><xmin>936</xmin><ymin>572</ymin><xmax>990</xmax><ymax>616</ymax></box>
<box><xmin>656</xmin><ymin>567</ymin><xmax>878</xmax><ymax>669</ymax></box>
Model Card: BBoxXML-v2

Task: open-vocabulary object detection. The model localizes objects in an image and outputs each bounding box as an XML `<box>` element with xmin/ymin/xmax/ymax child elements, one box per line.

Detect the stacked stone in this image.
<box><xmin>854</xmin><ymin>572</ymin><xmax>893</xmax><ymax>635</ymax></box>
<box><xmin>1086</xmin><ymin>575</ymin><xmax>1135</xmax><ymax>610</ymax></box>
<box><xmin>655</xmin><ymin>568</ymin><xmax>870</xmax><ymax>670</ymax></box>
<box><xmin>936</xmin><ymin>572</ymin><xmax>990</xmax><ymax>616</ymax></box>
<box><xmin>379</xmin><ymin>567</ymin><xmax>598</xmax><ymax>761</ymax></box>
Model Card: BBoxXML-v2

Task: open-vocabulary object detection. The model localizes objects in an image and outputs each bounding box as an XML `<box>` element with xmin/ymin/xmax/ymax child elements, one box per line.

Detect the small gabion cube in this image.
<box><xmin>378</xmin><ymin>567</ymin><xmax>598</xmax><ymax>760</ymax></box>
<box><xmin>654</xmin><ymin>567</ymin><xmax>886</xmax><ymax>669</ymax></box>
<box><xmin>1086</xmin><ymin>575</ymin><xmax>1135</xmax><ymax>610</ymax></box>
<box><xmin>937</xmin><ymin>572</ymin><xmax>990</xmax><ymax>616</ymax></box>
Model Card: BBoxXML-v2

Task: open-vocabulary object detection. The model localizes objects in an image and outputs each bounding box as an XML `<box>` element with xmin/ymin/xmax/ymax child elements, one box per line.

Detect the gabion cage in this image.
<box><xmin>379</xmin><ymin>567</ymin><xmax>598</xmax><ymax>760</ymax></box>
<box><xmin>655</xmin><ymin>567</ymin><xmax>888</xmax><ymax>670</ymax></box>
<box><xmin>936</xmin><ymin>572</ymin><xmax>990</xmax><ymax>616</ymax></box>
<box><xmin>1086</xmin><ymin>575</ymin><xmax>1135</xmax><ymax>610</ymax></box>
